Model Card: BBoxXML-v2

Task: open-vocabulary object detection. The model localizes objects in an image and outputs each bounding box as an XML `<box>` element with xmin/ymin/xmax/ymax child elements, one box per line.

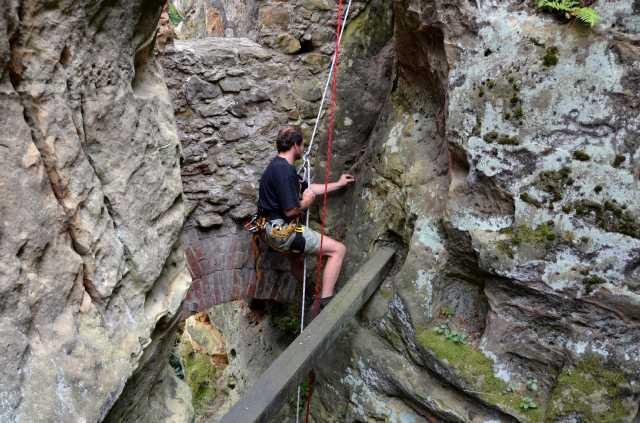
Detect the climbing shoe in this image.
<box><xmin>319</xmin><ymin>296</ymin><xmax>333</xmax><ymax>310</ymax></box>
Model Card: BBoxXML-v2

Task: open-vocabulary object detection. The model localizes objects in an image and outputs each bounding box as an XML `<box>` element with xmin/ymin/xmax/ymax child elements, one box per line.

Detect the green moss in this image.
<box><xmin>546</xmin><ymin>355</ymin><xmax>630</xmax><ymax>422</ymax></box>
<box><xmin>514</xmin><ymin>106</ymin><xmax>524</xmax><ymax>120</ymax></box>
<box><xmin>504</xmin><ymin>112</ymin><xmax>512</xmax><ymax>120</ymax></box>
<box><xmin>483</xmin><ymin>131</ymin><xmax>499</xmax><ymax>143</ymax></box>
<box><xmin>271</xmin><ymin>303</ymin><xmax>300</xmax><ymax>335</ymax></box>
<box><xmin>573</xmin><ymin>150</ymin><xmax>591</xmax><ymax>161</ymax></box>
<box><xmin>496</xmin><ymin>239</ymin><xmax>515</xmax><ymax>258</ymax></box>
<box><xmin>341</xmin><ymin>0</ymin><xmax>393</xmax><ymax>55</ymax></box>
<box><xmin>583</xmin><ymin>275</ymin><xmax>606</xmax><ymax>294</ymax></box>
<box><xmin>180</xmin><ymin>342</ymin><xmax>218</xmax><ymax>413</ymax></box>
<box><xmin>472</xmin><ymin>115</ymin><xmax>482</xmax><ymax>136</ymax></box>
<box><xmin>520</xmin><ymin>192</ymin><xmax>542</xmax><ymax>208</ymax></box>
<box><xmin>613</xmin><ymin>154</ymin><xmax>626</xmax><ymax>167</ymax></box>
<box><xmin>510</xmin><ymin>94</ymin><xmax>520</xmax><ymax>106</ymax></box>
<box><xmin>486</xmin><ymin>79</ymin><xmax>496</xmax><ymax>89</ymax></box>
<box><xmin>534</xmin><ymin>167</ymin><xmax>571</xmax><ymax>203</ymax></box>
<box><xmin>570</xmin><ymin>200</ymin><xmax>640</xmax><ymax>239</ymax></box>
<box><xmin>512</xmin><ymin>223</ymin><xmax>556</xmax><ymax>245</ymax></box>
<box><xmin>417</xmin><ymin>328</ymin><xmax>544</xmax><ymax>421</ymax></box>
<box><xmin>543</xmin><ymin>47</ymin><xmax>559</xmax><ymax>67</ymax></box>
<box><xmin>478</xmin><ymin>88</ymin><xmax>485</xmax><ymax>98</ymax></box>
<box><xmin>167</xmin><ymin>1</ymin><xmax>183</xmax><ymax>26</ymax></box>
<box><xmin>498</xmin><ymin>135</ymin><xmax>520</xmax><ymax>146</ymax></box>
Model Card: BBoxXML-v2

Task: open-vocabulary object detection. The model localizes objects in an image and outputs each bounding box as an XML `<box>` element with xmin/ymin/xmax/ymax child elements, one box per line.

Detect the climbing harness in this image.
<box><xmin>295</xmin><ymin>0</ymin><xmax>353</xmax><ymax>421</ymax></box>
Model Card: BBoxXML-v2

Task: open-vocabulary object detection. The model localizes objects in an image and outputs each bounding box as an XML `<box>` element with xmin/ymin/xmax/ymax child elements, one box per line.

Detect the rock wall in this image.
<box><xmin>160</xmin><ymin>0</ymin><xmax>391</xmax><ymax>315</ymax></box>
<box><xmin>160</xmin><ymin>0</ymin><xmax>640</xmax><ymax>421</ymax></box>
<box><xmin>311</xmin><ymin>1</ymin><xmax>640</xmax><ymax>422</ymax></box>
<box><xmin>0</xmin><ymin>1</ymin><xmax>190</xmax><ymax>421</ymax></box>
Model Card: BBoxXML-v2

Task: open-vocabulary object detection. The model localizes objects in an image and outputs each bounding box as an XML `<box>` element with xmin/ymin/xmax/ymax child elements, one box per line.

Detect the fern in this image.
<box><xmin>573</xmin><ymin>7</ymin><xmax>600</xmax><ymax>27</ymax></box>
<box><xmin>537</xmin><ymin>0</ymin><xmax>578</xmax><ymax>12</ymax></box>
<box><xmin>536</xmin><ymin>0</ymin><xmax>600</xmax><ymax>27</ymax></box>
<box><xmin>167</xmin><ymin>1</ymin><xmax>183</xmax><ymax>26</ymax></box>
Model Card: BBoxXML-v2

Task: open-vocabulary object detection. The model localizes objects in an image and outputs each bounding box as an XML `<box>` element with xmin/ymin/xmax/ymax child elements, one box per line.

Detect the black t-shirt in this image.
<box><xmin>258</xmin><ymin>156</ymin><xmax>306</xmax><ymax>221</ymax></box>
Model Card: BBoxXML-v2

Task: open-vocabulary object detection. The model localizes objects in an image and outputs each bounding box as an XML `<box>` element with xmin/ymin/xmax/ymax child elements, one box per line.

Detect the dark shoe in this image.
<box><xmin>319</xmin><ymin>296</ymin><xmax>333</xmax><ymax>310</ymax></box>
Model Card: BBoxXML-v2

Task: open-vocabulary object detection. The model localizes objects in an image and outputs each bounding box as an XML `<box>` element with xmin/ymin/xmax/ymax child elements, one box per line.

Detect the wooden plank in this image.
<box><xmin>219</xmin><ymin>247</ymin><xmax>395</xmax><ymax>423</ymax></box>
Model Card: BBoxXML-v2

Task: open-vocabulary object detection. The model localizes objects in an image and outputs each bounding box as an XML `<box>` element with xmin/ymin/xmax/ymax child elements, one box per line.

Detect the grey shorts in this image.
<box><xmin>262</xmin><ymin>219</ymin><xmax>321</xmax><ymax>254</ymax></box>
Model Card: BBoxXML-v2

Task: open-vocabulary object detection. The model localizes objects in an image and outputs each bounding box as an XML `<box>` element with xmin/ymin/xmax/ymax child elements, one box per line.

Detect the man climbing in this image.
<box><xmin>257</xmin><ymin>126</ymin><xmax>354</xmax><ymax>309</ymax></box>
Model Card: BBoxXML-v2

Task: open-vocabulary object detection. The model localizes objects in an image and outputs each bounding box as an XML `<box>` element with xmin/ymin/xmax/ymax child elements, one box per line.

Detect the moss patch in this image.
<box><xmin>416</xmin><ymin>327</ymin><xmax>544</xmax><ymax>421</ymax></box>
<box><xmin>520</xmin><ymin>192</ymin><xmax>542</xmax><ymax>208</ymax></box>
<box><xmin>496</xmin><ymin>224</ymin><xmax>557</xmax><ymax>258</ymax></box>
<box><xmin>533</xmin><ymin>167</ymin><xmax>572</xmax><ymax>203</ymax></box>
<box><xmin>270</xmin><ymin>302</ymin><xmax>300</xmax><ymax>336</ymax></box>
<box><xmin>512</xmin><ymin>223</ymin><xmax>557</xmax><ymax>245</ymax></box>
<box><xmin>569</xmin><ymin>200</ymin><xmax>640</xmax><ymax>239</ymax></box>
<box><xmin>497</xmin><ymin>135</ymin><xmax>520</xmax><ymax>146</ymax></box>
<box><xmin>496</xmin><ymin>240</ymin><xmax>515</xmax><ymax>258</ymax></box>
<box><xmin>341</xmin><ymin>0</ymin><xmax>393</xmax><ymax>55</ymax></box>
<box><xmin>583</xmin><ymin>275</ymin><xmax>606</xmax><ymax>294</ymax></box>
<box><xmin>546</xmin><ymin>355</ymin><xmax>630</xmax><ymax>422</ymax></box>
<box><xmin>543</xmin><ymin>47</ymin><xmax>559</xmax><ymax>67</ymax></box>
<box><xmin>180</xmin><ymin>341</ymin><xmax>218</xmax><ymax>413</ymax></box>
<box><xmin>572</xmin><ymin>150</ymin><xmax>591</xmax><ymax>161</ymax></box>
<box><xmin>482</xmin><ymin>131</ymin><xmax>520</xmax><ymax>145</ymax></box>
<box><xmin>613</xmin><ymin>154</ymin><xmax>626</xmax><ymax>167</ymax></box>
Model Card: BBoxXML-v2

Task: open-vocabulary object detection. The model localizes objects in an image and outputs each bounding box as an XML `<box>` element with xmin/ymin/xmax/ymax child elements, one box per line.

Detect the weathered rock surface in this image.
<box><xmin>309</xmin><ymin>1</ymin><xmax>640</xmax><ymax>422</ymax></box>
<box><xmin>0</xmin><ymin>1</ymin><xmax>190</xmax><ymax>421</ymax></box>
<box><xmin>161</xmin><ymin>0</ymin><xmax>391</xmax><ymax>316</ymax></box>
<box><xmin>162</xmin><ymin>0</ymin><xmax>640</xmax><ymax>421</ymax></box>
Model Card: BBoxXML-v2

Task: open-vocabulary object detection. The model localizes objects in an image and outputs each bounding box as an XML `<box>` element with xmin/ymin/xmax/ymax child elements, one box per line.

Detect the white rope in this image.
<box><xmin>295</xmin><ymin>1</ymin><xmax>353</xmax><ymax>421</ymax></box>
<box><xmin>301</xmin><ymin>0</ymin><xmax>354</xmax><ymax>167</ymax></box>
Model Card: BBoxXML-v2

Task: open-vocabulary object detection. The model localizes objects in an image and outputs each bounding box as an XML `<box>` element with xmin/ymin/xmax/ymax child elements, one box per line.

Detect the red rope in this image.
<box><xmin>305</xmin><ymin>2</ymin><xmax>344</xmax><ymax>421</ymax></box>
<box><xmin>311</xmin><ymin>0</ymin><xmax>344</xmax><ymax>319</ymax></box>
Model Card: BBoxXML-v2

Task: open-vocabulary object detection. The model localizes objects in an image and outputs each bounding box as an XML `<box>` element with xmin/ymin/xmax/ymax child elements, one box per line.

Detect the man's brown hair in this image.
<box><xmin>276</xmin><ymin>126</ymin><xmax>303</xmax><ymax>152</ymax></box>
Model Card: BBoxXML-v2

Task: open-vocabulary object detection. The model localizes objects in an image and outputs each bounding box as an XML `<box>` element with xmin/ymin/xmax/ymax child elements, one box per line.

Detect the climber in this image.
<box><xmin>257</xmin><ymin>126</ymin><xmax>354</xmax><ymax>308</ymax></box>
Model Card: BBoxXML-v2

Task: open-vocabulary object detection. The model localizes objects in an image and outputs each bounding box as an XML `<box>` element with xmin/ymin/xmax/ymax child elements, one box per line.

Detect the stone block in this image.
<box><xmin>293</xmin><ymin>78</ymin><xmax>322</xmax><ymax>102</ymax></box>
<box><xmin>196</xmin><ymin>213</ymin><xmax>224</xmax><ymax>229</ymax></box>
<box><xmin>219</xmin><ymin>77</ymin><xmax>251</xmax><ymax>93</ymax></box>
<box><xmin>222</xmin><ymin>124</ymin><xmax>249</xmax><ymax>142</ymax></box>
<box><xmin>302</xmin><ymin>0</ymin><xmax>333</xmax><ymax>11</ymax></box>
<box><xmin>185</xmin><ymin>75</ymin><xmax>222</xmax><ymax>104</ymax></box>
<box><xmin>258</xmin><ymin>6</ymin><xmax>290</xmax><ymax>29</ymax></box>
<box><xmin>275</xmin><ymin>33</ymin><xmax>301</xmax><ymax>54</ymax></box>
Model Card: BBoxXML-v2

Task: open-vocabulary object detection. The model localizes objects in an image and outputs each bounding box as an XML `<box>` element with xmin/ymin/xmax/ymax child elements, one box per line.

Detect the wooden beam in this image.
<box><xmin>219</xmin><ymin>247</ymin><xmax>395</xmax><ymax>423</ymax></box>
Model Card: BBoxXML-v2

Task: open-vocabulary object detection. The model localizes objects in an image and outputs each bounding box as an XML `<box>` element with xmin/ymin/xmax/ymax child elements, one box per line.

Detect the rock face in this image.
<box><xmin>161</xmin><ymin>38</ymin><xmax>302</xmax><ymax>313</ymax></box>
<box><xmin>0</xmin><ymin>1</ymin><xmax>190</xmax><ymax>421</ymax></box>
<box><xmin>161</xmin><ymin>0</ymin><xmax>640</xmax><ymax>421</ymax></box>
<box><xmin>160</xmin><ymin>0</ymin><xmax>392</xmax><ymax>315</ymax></box>
<box><xmin>310</xmin><ymin>1</ymin><xmax>640</xmax><ymax>422</ymax></box>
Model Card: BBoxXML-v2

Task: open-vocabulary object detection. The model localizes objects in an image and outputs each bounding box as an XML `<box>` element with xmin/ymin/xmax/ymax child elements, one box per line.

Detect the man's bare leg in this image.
<box><xmin>318</xmin><ymin>236</ymin><xmax>346</xmax><ymax>298</ymax></box>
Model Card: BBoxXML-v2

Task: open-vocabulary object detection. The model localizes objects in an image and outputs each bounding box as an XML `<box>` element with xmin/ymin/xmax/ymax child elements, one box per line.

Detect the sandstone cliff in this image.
<box><xmin>1</xmin><ymin>1</ymin><xmax>191</xmax><ymax>421</ymax></box>
<box><xmin>163</xmin><ymin>0</ymin><xmax>640</xmax><ymax>421</ymax></box>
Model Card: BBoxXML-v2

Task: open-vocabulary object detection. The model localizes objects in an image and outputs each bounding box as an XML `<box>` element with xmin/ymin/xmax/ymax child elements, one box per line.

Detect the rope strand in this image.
<box><xmin>295</xmin><ymin>0</ymin><xmax>352</xmax><ymax>420</ymax></box>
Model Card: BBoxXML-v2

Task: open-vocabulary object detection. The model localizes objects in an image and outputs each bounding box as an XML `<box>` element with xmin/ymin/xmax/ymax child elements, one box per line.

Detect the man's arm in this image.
<box><xmin>284</xmin><ymin>188</ymin><xmax>315</xmax><ymax>218</ymax></box>
<box><xmin>309</xmin><ymin>173</ymin><xmax>355</xmax><ymax>195</ymax></box>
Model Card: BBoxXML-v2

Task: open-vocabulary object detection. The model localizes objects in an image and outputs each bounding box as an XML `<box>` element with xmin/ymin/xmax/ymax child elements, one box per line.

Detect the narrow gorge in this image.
<box><xmin>1</xmin><ymin>0</ymin><xmax>639</xmax><ymax>422</ymax></box>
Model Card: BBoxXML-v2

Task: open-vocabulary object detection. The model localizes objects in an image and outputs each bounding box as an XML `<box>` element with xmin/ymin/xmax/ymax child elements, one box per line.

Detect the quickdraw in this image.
<box><xmin>244</xmin><ymin>214</ymin><xmax>267</xmax><ymax>234</ymax></box>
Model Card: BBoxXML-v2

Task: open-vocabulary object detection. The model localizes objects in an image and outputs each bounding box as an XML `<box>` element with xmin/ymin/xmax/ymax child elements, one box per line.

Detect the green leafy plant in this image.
<box><xmin>434</xmin><ymin>324</ymin><xmax>467</xmax><ymax>344</ymax></box>
<box><xmin>168</xmin><ymin>1</ymin><xmax>183</xmax><ymax>26</ymax></box>
<box><xmin>520</xmin><ymin>395</ymin><xmax>539</xmax><ymax>411</ymax></box>
<box><xmin>536</xmin><ymin>0</ymin><xmax>600</xmax><ymax>27</ymax></box>
<box><xmin>527</xmin><ymin>377</ymin><xmax>539</xmax><ymax>392</ymax></box>
<box><xmin>440</xmin><ymin>306</ymin><xmax>455</xmax><ymax>319</ymax></box>
<box><xmin>447</xmin><ymin>331</ymin><xmax>467</xmax><ymax>344</ymax></box>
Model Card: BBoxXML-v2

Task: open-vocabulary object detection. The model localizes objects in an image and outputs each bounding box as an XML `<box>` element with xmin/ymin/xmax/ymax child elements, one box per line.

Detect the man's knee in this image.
<box><xmin>323</xmin><ymin>238</ymin><xmax>346</xmax><ymax>258</ymax></box>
